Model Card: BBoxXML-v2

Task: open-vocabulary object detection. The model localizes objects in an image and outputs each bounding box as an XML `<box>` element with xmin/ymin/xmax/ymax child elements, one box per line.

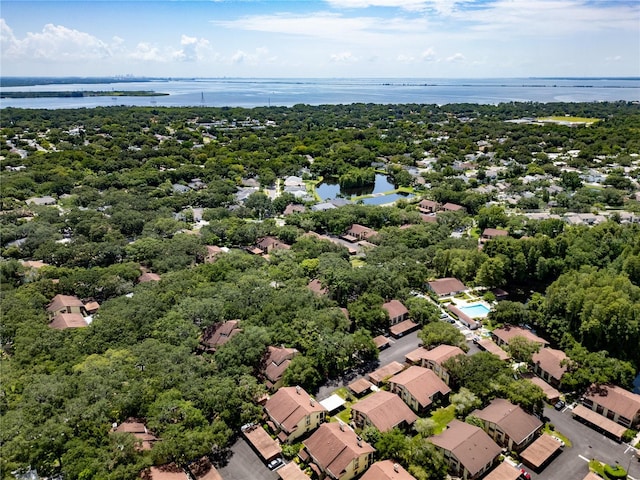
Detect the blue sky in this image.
<box><xmin>1</xmin><ymin>0</ymin><xmax>639</xmax><ymax>78</ymax></box>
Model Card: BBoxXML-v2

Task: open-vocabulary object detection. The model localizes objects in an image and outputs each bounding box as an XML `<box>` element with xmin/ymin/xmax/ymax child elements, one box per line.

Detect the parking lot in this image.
<box><xmin>528</xmin><ymin>405</ymin><xmax>639</xmax><ymax>480</ymax></box>
<box><xmin>218</xmin><ymin>437</ymin><xmax>280</xmax><ymax>480</ymax></box>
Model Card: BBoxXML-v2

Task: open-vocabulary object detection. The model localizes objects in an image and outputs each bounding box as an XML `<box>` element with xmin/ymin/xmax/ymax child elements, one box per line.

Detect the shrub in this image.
<box><xmin>603</xmin><ymin>464</ymin><xmax>627</xmax><ymax>480</ymax></box>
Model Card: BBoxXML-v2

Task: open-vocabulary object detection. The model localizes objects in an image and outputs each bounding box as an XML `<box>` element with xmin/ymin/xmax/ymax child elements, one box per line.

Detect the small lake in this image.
<box><xmin>316</xmin><ymin>174</ymin><xmax>392</xmax><ymax>198</ymax></box>
<box><xmin>316</xmin><ymin>174</ymin><xmax>414</xmax><ymax>205</ymax></box>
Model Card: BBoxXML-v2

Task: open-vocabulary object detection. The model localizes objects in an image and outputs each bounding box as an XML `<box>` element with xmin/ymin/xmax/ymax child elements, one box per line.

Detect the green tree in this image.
<box><xmin>418</xmin><ymin>322</ymin><xmax>468</xmax><ymax>352</ymax></box>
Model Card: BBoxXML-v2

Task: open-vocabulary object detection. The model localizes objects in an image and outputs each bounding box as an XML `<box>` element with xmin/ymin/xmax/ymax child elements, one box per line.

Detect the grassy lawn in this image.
<box><xmin>543</xmin><ymin>424</ymin><xmax>572</xmax><ymax>448</ymax></box>
<box><xmin>430</xmin><ymin>404</ymin><xmax>456</xmax><ymax>434</ymax></box>
<box><xmin>538</xmin><ymin>116</ymin><xmax>600</xmax><ymax>124</ymax></box>
<box><xmin>333</xmin><ymin>407</ymin><xmax>352</xmax><ymax>424</ymax></box>
<box><xmin>350</xmin><ymin>258</ymin><xmax>366</xmax><ymax>268</ymax></box>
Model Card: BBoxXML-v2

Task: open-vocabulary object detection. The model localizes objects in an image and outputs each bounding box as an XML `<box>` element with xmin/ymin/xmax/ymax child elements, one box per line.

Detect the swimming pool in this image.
<box><xmin>459</xmin><ymin>303</ymin><xmax>490</xmax><ymax>318</ymax></box>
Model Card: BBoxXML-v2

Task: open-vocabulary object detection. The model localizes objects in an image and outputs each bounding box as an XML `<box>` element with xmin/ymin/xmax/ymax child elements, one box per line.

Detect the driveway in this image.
<box><xmin>531</xmin><ymin>405</ymin><xmax>640</xmax><ymax>480</ymax></box>
<box><xmin>217</xmin><ymin>437</ymin><xmax>280</xmax><ymax>480</ymax></box>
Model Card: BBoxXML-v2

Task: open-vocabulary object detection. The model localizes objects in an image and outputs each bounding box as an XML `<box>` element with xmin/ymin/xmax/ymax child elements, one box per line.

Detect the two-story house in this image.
<box><xmin>472</xmin><ymin>398</ymin><xmax>543</xmax><ymax>452</ymax></box>
<box><xmin>531</xmin><ymin>347</ymin><xmax>568</xmax><ymax>388</ymax></box>
<box><xmin>264</xmin><ymin>386</ymin><xmax>327</xmax><ymax>443</ymax></box>
<box><xmin>351</xmin><ymin>390</ymin><xmax>417</xmax><ymax>433</ymax></box>
<box><xmin>406</xmin><ymin>345</ymin><xmax>466</xmax><ymax>385</ymax></box>
<box><xmin>261</xmin><ymin>345</ymin><xmax>299</xmax><ymax>391</ymax></box>
<box><xmin>430</xmin><ymin>420</ymin><xmax>501</xmax><ymax>480</ymax></box>
<box><xmin>302</xmin><ymin>422</ymin><xmax>375</xmax><ymax>480</ymax></box>
<box><xmin>581</xmin><ymin>384</ymin><xmax>640</xmax><ymax>429</ymax></box>
<box><xmin>389</xmin><ymin>366</ymin><xmax>451</xmax><ymax>413</ymax></box>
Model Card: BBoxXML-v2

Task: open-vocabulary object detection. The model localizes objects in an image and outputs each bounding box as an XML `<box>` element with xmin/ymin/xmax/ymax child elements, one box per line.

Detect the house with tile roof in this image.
<box><xmin>382</xmin><ymin>299</ymin><xmax>409</xmax><ymax>326</ymax></box>
<box><xmin>389</xmin><ymin>365</ymin><xmax>452</xmax><ymax>413</ymax></box>
<box><xmin>113</xmin><ymin>419</ymin><xmax>157</xmax><ymax>451</ymax></box>
<box><xmin>581</xmin><ymin>384</ymin><xmax>640</xmax><ymax>429</ymax></box>
<box><xmin>427</xmin><ymin>278</ymin><xmax>467</xmax><ymax>298</ymax></box>
<box><xmin>46</xmin><ymin>294</ymin><xmax>86</xmax><ymax>320</ymax></box>
<box><xmin>49</xmin><ymin>313</ymin><xmax>88</xmax><ymax>330</ymax></box>
<box><xmin>360</xmin><ymin>460</ymin><xmax>416</xmax><ymax>480</ymax></box>
<box><xmin>301</xmin><ymin>422</ymin><xmax>375</xmax><ymax>480</ymax></box>
<box><xmin>407</xmin><ymin>345</ymin><xmax>465</xmax><ymax>385</ymax></box>
<box><xmin>491</xmin><ymin>325</ymin><xmax>549</xmax><ymax>349</ymax></box>
<box><xmin>264</xmin><ymin>386</ymin><xmax>327</xmax><ymax>443</ymax></box>
<box><xmin>200</xmin><ymin>320</ymin><xmax>241</xmax><ymax>352</ymax></box>
<box><xmin>531</xmin><ymin>348</ymin><xmax>567</xmax><ymax>387</ymax></box>
<box><xmin>351</xmin><ymin>390</ymin><xmax>417</xmax><ymax>433</ymax></box>
<box><xmin>430</xmin><ymin>419</ymin><xmax>501</xmax><ymax>480</ymax></box>
<box><xmin>262</xmin><ymin>345</ymin><xmax>299</xmax><ymax>391</ymax></box>
<box><xmin>472</xmin><ymin>398</ymin><xmax>543</xmax><ymax>451</ymax></box>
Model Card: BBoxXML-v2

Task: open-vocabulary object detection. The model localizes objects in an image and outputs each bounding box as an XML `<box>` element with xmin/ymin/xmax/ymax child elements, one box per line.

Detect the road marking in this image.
<box><xmin>578</xmin><ymin>455</ymin><xmax>590</xmax><ymax>462</ymax></box>
<box><xmin>625</xmin><ymin>445</ymin><xmax>637</xmax><ymax>454</ymax></box>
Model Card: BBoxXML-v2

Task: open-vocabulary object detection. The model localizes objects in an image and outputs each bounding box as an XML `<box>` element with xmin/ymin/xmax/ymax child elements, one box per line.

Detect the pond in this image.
<box><xmin>316</xmin><ymin>174</ymin><xmax>396</xmax><ymax>200</ymax></box>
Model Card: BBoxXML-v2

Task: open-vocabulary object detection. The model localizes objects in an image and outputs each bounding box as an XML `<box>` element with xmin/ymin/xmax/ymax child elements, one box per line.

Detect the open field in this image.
<box><xmin>537</xmin><ymin>116</ymin><xmax>600</xmax><ymax>124</ymax></box>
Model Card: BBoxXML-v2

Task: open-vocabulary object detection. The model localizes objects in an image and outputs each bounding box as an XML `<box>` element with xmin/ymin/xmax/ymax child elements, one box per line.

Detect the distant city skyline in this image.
<box><xmin>1</xmin><ymin>0</ymin><xmax>639</xmax><ymax>78</ymax></box>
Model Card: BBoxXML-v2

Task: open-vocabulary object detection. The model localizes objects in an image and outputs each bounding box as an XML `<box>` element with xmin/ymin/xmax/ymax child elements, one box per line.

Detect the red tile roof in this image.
<box><xmin>483</xmin><ymin>462</ymin><xmax>522</xmax><ymax>480</ymax></box>
<box><xmin>492</xmin><ymin>326</ymin><xmax>549</xmax><ymax>346</ymax></box>
<box><xmin>368</xmin><ymin>361</ymin><xmax>405</xmax><ymax>385</ymax></box>
<box><xmin>519</xmin><ymin>434</ymin><xmax>562</xmax><ymax>469</ymax></box>
<box><xmin>201</xmin><ymin>320</ymin><xmax>241</xmax><ymax>349</ymax></box>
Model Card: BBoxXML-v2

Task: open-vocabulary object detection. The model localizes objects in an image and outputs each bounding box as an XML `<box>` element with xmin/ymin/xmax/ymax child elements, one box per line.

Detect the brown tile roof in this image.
<box><xmin>582</xmin><ymin>473</ymin><xmax>604</xmax><ymax>480</ymax></box>
<box><xmin>47</xmin><ymin>294</ymin><xmax>84</xmax><ymax>312</ymax></box>
<box><xmin>49</xmin><ymin>313</ymin><xmax>87</xmax><ymax>330</ymax></box>
<box><xmin>258</xmin><ymin>236</ymin><xmax>291</xmax><ymax>251</ymax></box>
<box><xmin>483</xmin><ymin>462</ymin><xmax>522</xmax><ymax>480</ymax></box>
<box><xmin>347</xmin><ymin>224</ymin><xmax>378</xmax><ymax>238</ymax></box>
<box><xmin>524</xmin><ymin>375</ymin><xmax>561</xmax><ymax>402</ymax></box>
<box><xmin>348</xmin><ymin>378</ymin><xmax>373</xmax><ymax>395</ymax></box>
<box><xmin>583</xmin><ymin>384</ymin><xmax>640</xmax><ymax>421</ymax></box>
<box><xmin>304</xmin><ymin>423</ymin><xmax>375</xmax><ymax>478</ymax></box>
<box><xmin>138</xmin><ymin>272</ymin><xmax>161</xmax><ymax>282</ymax></box>
<box><xmin>476</xmin><ymin>338</ymin><xmax>510</xmax><ymax>361</ymax></box>
<box><xmin>140</xmin><ymin>464</ymin><xmax>187</xmax><ymax>480</ymax></box>
<box><xmin>277</xmin><ymin>462</ymin><xmax>309</xmax><ymax>480</ymax></box>
<box><xmin>532</xmin><ymin>348</ymin><xmax>567</xmax><ymax>381</ymax></box>
<box><xmin>420</xmin><ymin>214</ymin><xmax>438</xmax><ymax>223</ymax></box>
<box><xmin>352</xmin><ymin>390</ymin><xmax>417</xmax><ymax>432</ymax></box>
<box><xmin>307</xmin><ymin>279</ymin><xmax>328</xmax><ymax>295</ymax></box>
<box><xmin>519</xmin><ymin>434</ymin><xmax>562</xmax><ymax>469</ymax></box>
<box><xmin>201</xmin><ymin>320</ymin><xmax>242</xmax><ymax>348</ymax></box>
<box><xmin>441</xmin><ymin>202</ymin><xmax>464</xmax><ymax>212</ymax></box>
<box><xmin>283</xmin><ymin>204</ymin><xmax>306</xmax><ymax>216</ymax></box>
<box><xmin>84</xmin><ymin>301</ymin><xmax>100</xmax><ymax>313</ymax></box>
<box><xmin>473</xmin><ymin>399</ymin><xmax>542</xmax><ymax>445</ymax></box>
<box><xmin>492</xmin><ymin>325</ymin><xmax>549</xmax><ymax>346</ymax></box>
<box><xmin>421</xmin><ymin>344</ymin><xmax>466</xmax><ymax>365</ymax></box>
<box><xmin>572</xmin><ymin>405</ymin><xmax>627</xmax><ymax>439</ymax></box>
<box><xmin>382</xmin><ymin>299</ymin><xmax>408</xmax><ymax>319</ymax></box>
<box><xmin>242</xmin><ymin>424</ymin><xmax>282</xmax><ymax>460</ymax></box>
<box><xmin>113</xmin><ymin>420</ymin><xmax>158</xmax><ymax>451</ymax></box>
<box><xmin>360</xmin><ymin>460</ymin><xmax>416</xmax><ymax>480</ymax></box>
<box><xmin>264</xmin><ymin>346</ymin><xmax>299</xmax><ymax>384</ymax></box>
<box><xmin>427</xmin><ymin>277</ymin><xmax>467</xmax><ymax>296</ymax></box>
<box><xmin>373</xmin><ymin>335</ymin><xmax>391</xmax><ymax>349</ymax></box>
<box><xmin>389</xmin><ymin>366</ymin><xmax>451</xmax><ymax>409</ymax></box>
<box><xmin>430</xmin><ymin>420</ymin><xmax>501</xmax><ymax>477</ymax></box>
<box><xmin>482</xmin><ymin>228</ymin><xmax>509</xmax><ymax>238</ymax></box>
<box><xmin>389</xmin><ymin>319</ymin><xmax>418</xmax><ymax>337</ymax></box>
<box><xmin>265</xmin><ymin>386</ymin><xmax>327</xmax><ymax>434</ymax></box>
<box><xmin>190</xmin><ymin>457</ymin><xmax>224</xmax><ymax>480</ymax></box>
<box><xmin>368</xmin><ymin>361</ymin><xmax>406</xmax><ymax>385</ymax></box>
<box><xmin>405</xmin><ymin>347</ymin><xmax>432</xmax><ymax>364</ymax></box>
<box><xmin>418</xmin><ymin>199</ymin><xmax>439</xmax><ymax>210</ymax></box>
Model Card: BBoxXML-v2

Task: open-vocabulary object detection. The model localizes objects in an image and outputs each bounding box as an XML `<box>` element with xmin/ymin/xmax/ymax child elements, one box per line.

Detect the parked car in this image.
<box><xmin>554</xmin><ymin>400</ymin><xmax>565</xmax><ymax>411</ymax></box>
<box><xmin>267</xmin><ymin>458</ymin><xmax>284</xmax><ymax>470</ymax></box>
<box><xmin>519</xmin><ymin>468</ymin><xmax>531</xmax><ymax>480</ymax></box>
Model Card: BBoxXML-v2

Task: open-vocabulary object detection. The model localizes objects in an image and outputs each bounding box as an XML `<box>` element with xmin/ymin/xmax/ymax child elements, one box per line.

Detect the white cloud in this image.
<box><xmin>421</xmin><ymin>47</ymin><xmax>437</xmax><ymax>61</ymax></box>
<box><xmin>446</xmin><ymin>52</ymin><xmax>465</xmax><ymax>62</ymax></box>
<box><xmin>397</xmin><ymin>53</ymin><xmax>415</xmax><ymax>63</ymax></box>
<box><xmin>173</xmin><ymin>34</ymin><xmax>211</xmax><ymax>62</ymax></box>
<box><xmin>230</xmin><ymin>47</ymin><xmax>276</xmax><ymax>65</ymax></box>
<box><xmin>330</xmin><ymin>51</ymin><xmax>358</xmax><ymax>63</ymax></box>
<box><xmin>1</xmin><ymin>20</ymin><xmax>112</xmax><ymax>62</ymax></box>
<box><xmin>129</xmin><ymin>42</ymin><xmax>166</xmax><ymax>62</ymax></box>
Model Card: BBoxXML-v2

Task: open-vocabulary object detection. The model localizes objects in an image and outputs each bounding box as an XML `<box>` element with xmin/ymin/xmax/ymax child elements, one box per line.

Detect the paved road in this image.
<box><xmin>531</xmin><ymin>405</ymin><xmax>640</xmax><ymax>480</ymax></box>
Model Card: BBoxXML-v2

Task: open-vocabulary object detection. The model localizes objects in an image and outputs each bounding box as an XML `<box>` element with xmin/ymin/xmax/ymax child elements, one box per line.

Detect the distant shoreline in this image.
<box><xmin>0</xmin><ymin>91</ymin><xmax>169</xmax><ymax>99</ymax></box>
